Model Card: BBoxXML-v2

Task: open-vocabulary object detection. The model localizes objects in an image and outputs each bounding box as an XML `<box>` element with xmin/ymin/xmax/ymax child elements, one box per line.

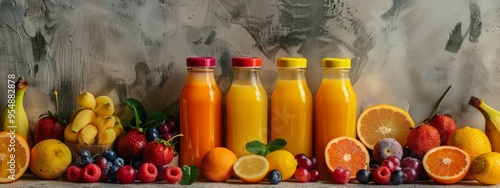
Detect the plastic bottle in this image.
<box><xmin>179</xmin><ymin>57</ymin><xmax>222</xmax><ymax>168</ymax></box>
<box><xmin>270</xmin><ymin>57</ymin><xmax>312</xmax><ymax>156</ymax></box>
<box><xmin>226</xmin><ymin>57</ymin><xmax>268</xmax><ymax>157</ymax></box>
<box><xmin>315</xmin><ymin>58</ymin><xmax>357</xmax><ymax>179</ymax></box>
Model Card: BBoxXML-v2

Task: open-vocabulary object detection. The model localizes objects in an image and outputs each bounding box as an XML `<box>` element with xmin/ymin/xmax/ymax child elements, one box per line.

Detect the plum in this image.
<box><xmin>373</xmin><ymin>138</ymin><xmax>403</xmax><ymax>164</ymax></box>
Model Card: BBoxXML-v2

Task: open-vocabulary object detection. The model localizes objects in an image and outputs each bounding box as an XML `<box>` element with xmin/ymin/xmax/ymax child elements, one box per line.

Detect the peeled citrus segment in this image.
<box><xmin>233</xmin><ymin>155</ymin><xmax>269</xmax><ymax>183</ymax></box>
<box><xmin>0</xmin><ymin>131</ymin><xmax>30</xmax><ymax>183</ymax></box>
<box><xmin>357</xmin><ymin>104</ymin><xmax>414</xmax><ymax>150</ymax></box>
<box><xmin>325</xmin><ymin>136</ymin><xmax>369</xmax><ymax>179</ymax></box>
<box><xmin>422</xmin><ymin>146</ymin><xmax>471</xmax><ymax>185</ymax></box>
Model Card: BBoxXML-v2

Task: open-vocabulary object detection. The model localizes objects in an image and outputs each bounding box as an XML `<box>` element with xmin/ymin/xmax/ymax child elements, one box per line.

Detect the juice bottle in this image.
<box><xmin>179</xmin><ymin>57</ymin><xmax>222</xmax><ymax>169</ymax></box>
<box><xmin>226</xmin><ymin>57</ymin><xmax>268</xmax><ymax>157</ymax></box>
<box><xmin>315</xmin><ymin>58</ymin><xmax>357</xmax><ymax>179</ymax></box>
<box><xmin>270</xmin><ymin>57</ymin><xmax>312</xmax><ymax>156</ymax></box>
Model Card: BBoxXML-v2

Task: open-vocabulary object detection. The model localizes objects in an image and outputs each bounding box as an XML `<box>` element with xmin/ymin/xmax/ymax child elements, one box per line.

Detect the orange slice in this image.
<box><xmin>357</xmin><ymin>104</ymin><xmax>414</xmax><ymax>150</ymax></box>
<box><xmin>233</xmin><ymin>155</ymin><xmax>269</xmax><ymax>183</ymax></box>
<box><xmin>422</xmin><ymin>146</ymin><xmax>471</xmax><ymax>184</ymax></box>
<box><xmin>0</xmin><ymin>131</ymin><xmax>30</xmax><ymax>183</ymax></box>
<box><xmin>325</xmin><ymin>136</ymin><xmax>369</xmax><ymax>179</ymax></box>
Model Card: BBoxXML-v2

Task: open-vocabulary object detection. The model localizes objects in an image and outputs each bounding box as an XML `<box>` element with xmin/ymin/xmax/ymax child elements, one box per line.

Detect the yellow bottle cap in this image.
<box><xmin>277</xmin><ymin>57</ymin><xmax>307</xmax><ymax>68</ymax></box>
<box><xmin>322</xmin><ymin>58</ymin><xmax>351</xmax><ymax>68</ymax></box>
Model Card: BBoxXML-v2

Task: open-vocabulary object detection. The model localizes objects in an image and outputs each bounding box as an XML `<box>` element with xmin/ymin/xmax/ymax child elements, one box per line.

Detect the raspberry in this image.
<box><xmin>82</xmin><ymin>164</ymin><xmax>102</xmax><ymax>183</ymax></box>
<box><xmin>372</xmin><ymin>166</ymin><xmax>391</xmax><ymax>185</ymax></box>
<box><xmin>66</xmin><ymin>165</ymin><xmax>83</xmax><ymax>182</ymax></box>
<box><xmin>138</xmin><ymin>163</ymin><xmax>158</xmax><ymax>183</ymax></box>
<box><xmin>164</xmin><ymin>166</ymin><xmax>183</xmax><ymax>184</ymax></box>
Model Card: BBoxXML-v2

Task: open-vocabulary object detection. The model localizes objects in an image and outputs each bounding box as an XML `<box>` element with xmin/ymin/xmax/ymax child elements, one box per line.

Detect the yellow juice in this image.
<box><xmin>271</xmin><ymin>79</ymin><xmax>312</xmax><ymax>156</ymax></box>
<box><xmin>226</xmin><ymin>84</ymin><xmax>268</xmax><ymax>157</ymax></box>
<box><xmin>315</xmin><ymin>61</ymin><xmax>357</xmax><ymax>179</ymax></box>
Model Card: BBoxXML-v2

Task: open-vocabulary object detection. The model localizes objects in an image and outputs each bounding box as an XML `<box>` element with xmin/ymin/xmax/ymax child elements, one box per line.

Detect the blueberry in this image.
<box><xmin>132</xmin><ymin>160</ymin><xmax>143</xmax><ymax>170</ymax></box>
<box><xmin>106</xmin><ymin>161</ymin><xmax>114</xmax><ymax>169</ymax></box>
<box><xmin>102</xmin><ymin>149</ymin><xmax>117</xmax><ymax>161</ymax></box>
<box><xmin>108</xmin><ymin>165</ymin><xmax>120</xmax><ymax>182</ymax></box>
<box><xmin>267</xmin><ymin>170</ymin><xmax>282</xmax><ymax>185</ymax></box>
<box><xmin>79</xmin><ymin>156</ymin><xmax>94</xmax><ymax>166</ymax></box>
<box><xmin>390</xmin><ymin>170</ymin><xmax>404</xmax><ymax>185</ymax></box>
<box><xmin>356</xmin><ymin>169</ymin><xmax>372</xmax><ymax>184</ymax></box>
<box><xmin>146</xmin><ymin>129</ymin><xmax>160</xmax><ymax>142</ymax></box>
<box><xmin>113</xmin><ymin>157</ymin><xmax>125</xmax><ymax>167</ymax></box>
<box><xmin>71</xmin><ymin>157</ymin><xmax>79</xmax><ymax>166</ymax></box>
<box><xmin>78</xmin><ymin>150</ymin><xmax>91</xmax><ymax>157</ymax></box>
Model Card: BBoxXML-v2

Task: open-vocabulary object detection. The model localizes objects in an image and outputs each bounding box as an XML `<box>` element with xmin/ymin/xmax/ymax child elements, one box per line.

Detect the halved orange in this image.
<box><xmin>357</xmin><ymin>104</ymin><xmax>414</xmax><ymax>150</ymax></box>
<box><xmin>233</xmin><ymin>155</ymin><xmax>269</xmax><ymax>183</ymax></box>
<box><xmin>0</xmin><ymin>131</ymin><xmax>30</xmax><ymax>183</ymax></box>
<box><xmin>325</xmin><ymin>136</ymin><xmax>369</xmax><ymax>179</ymax></box>
<box><xmin>422</xmin><ymin>146</ymin><xmax>471</xmax><ymax>184</ymax></box>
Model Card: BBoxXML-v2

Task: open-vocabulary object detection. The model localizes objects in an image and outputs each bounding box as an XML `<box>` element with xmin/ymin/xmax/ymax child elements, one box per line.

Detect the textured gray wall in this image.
<box><xmin>1</xmin><ymin>0</ymin><xmax>499</xmax><ymax>130</ymax></box>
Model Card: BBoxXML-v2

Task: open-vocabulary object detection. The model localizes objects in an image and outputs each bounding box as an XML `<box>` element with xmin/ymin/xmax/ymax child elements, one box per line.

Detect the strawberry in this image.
<box><xmin>117</xmin><ymin>128</ymin><xmax>147</xmax><ymax>160</ymax></box>
<box><xmin>142</xmin><ymin>139</ymin><xmax>177</xmax><ymax>166</ymax></box>
<box><xmin>118</xmin><ymin>98</ymin><xmax>168</xmax><ymax>161</ymax></box>
<box><xmin>34</xmin><ymin>90</ymin><xmax>66</xmax><ymax>145</ymax></box>
<box><xmin>426</xmin><ymin>85</ymin><xmax>457</xmax><ymax>145</ymax></box>
<box><xmin>406</xmin><ymin>124</ymin><xmax>440</xmax><ymax>160</ymax></box>
<box><xmin>429</xmin><ymin>114</ymin><xmax>457</xmax><ymax>145</ymax></box>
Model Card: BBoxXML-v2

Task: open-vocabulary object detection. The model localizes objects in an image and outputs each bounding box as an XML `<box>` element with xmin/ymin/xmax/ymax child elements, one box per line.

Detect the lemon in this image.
<box><xmin>471</xmin><ymin>152</ymin><xmax>500</xmax><ymax>185</ymax></box>
<box><xmin>265</xmin><ymin>150</ymin><xmax>298</xmax><ymax>181</ymax></box>
<box><xmin>29</xmin><ymin>139</ymin><xmax>72</xmax><ymax>179</ymax></box>
<box><xmin>447</xmin><ymin>126</ymin><xmax>491</xmax><ymax>179</ymax></box>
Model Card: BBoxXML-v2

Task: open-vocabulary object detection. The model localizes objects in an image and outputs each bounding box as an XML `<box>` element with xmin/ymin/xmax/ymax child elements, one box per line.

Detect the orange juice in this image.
<box><xmin>180</xmin><ymin>57</ymin><xmax>222</xmax><ymax>169</ymax></box>
<box><xmin>271</xmin><ymin>57</ymin><xmax>312</xmax><ymax>156</ymax></box>
<box><xmin>315</xmin><ymin>58</ymin><xmax>357</xmax><ymax>179</ymax></box>
<box><xmin>226</xmin><ymin>57</ymin><xmax>267</xmax><ymax>157</ymax></box>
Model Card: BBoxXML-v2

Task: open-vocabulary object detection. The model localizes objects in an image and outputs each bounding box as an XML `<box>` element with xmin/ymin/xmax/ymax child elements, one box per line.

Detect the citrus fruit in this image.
<box><xmin>325</xmin><ymin>136</ymin><xmax>369</xmax><ymax>179</ymax></box>
<box><xmin>422</xmin><ymin>146</ymin><xmax>471</xmax><ymax>184</ymax></box>
<box><xmin>447</xmin><ymin>126</ymin><xmax>491</xmax><ymax>179</ymax></box>
<box><xmin>29</xmin><ymin>139</ymin><xmax>72</xmax><ymax>179</ymax></box>
<box><xmin>200</xmin><ymin>147</ymin><xmax>238</xmax><ymax>182</ymax></box>
<box><xmin>471</xmin><ymin>152</ymin><xmax>500</xmax><ymax>185</ymax></box>
<box><xmin>233</xmin><ymin>155</ymin><xmax>269</xmax><ymax>183</ymax></box>
<box><xmin>357</xmin><ymin>104</ymin><xmax>414</xmax><ymax>150</ymax></box>
<box><xmin>0</xmin><ymin>131</ymin><xmax>30</xmax><ymax>183</ymax></box>
<box><xmin>265</xmin><ymin>150</ymin><xmax>298</xmax><ymax>181</ymax></box>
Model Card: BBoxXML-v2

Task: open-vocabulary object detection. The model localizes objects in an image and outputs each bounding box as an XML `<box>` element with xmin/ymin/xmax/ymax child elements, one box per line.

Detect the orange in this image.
<box><xmin>200</xmin><ymin>147</ymin><xmax>238</xmax><ymax>182</ymax></box>
<box><xmin>357</xmin><ymin>104</ymin><xmax>414</xmax><ymax>150</ymax></box>
<box><xmin>0</xmin><ymin>131</ymin><xmax>30</xmax><ymax>183</ymax></box>
<box><xmin>422</xmin><ymin>146</ymin><xmax>471</xmax><ymax>184</ymax></box>
<box><xmin>447</xmin><ymin>126</ymin><xmax>491</xmax><ymax>179</ymax></box>
<box><xmin>325</xmin><ymin>136</ymin><xmax>369</xmax><ymax>179</ymax></box>
<box><xmin>233</xmin><ymin>155</ymin><xmax>269</xmax><ymax>183</ymax></box>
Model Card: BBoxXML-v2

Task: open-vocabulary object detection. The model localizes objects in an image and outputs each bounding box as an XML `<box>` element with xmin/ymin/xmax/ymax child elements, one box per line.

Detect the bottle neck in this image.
<box><xmin>322</xmin><ymin>68</ymin><xmax>351</xmax><ymax>80</ymax></box>
<box><xmin>186</xmin><ymin>67</ymin><xmax>216</xmax><ymax>83</ymax></box>
<box><xmin>232</xmin><ymin>67</ymin><xmax>262</xmax><ymax>85</ymax></box>
<box><xmin>278</xmin><ymin>68</ymin><xmax>306</xmax><ymax>80</ymax></box>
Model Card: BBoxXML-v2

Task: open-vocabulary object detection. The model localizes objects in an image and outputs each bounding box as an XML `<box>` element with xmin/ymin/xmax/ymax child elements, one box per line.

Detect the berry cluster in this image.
<box><xmin>356</xmin><ymin>156</ymin><xmax>422</xmax><ymax>185</ymax></box>
<box><xmin>146</xmin><ymin>116</ymin><xmax>179</xmax><ymax>143</ymax></box>
<box><xmin>293</xmin><ymin>154</ymin><xmax>319</xmax><ymax>183</ymax></box>
<box><xmin>66</xmin><ymin>149</ymin><xmax>183</xmax><ymax>184</ymax></box>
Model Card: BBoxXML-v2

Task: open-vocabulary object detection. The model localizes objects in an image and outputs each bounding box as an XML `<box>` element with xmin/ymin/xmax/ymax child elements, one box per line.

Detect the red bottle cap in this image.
<box><xmin>186</xmin><ymin>57</ymin><xmax>216</xmax><ymax>67</ymax></box>
<box><xmin>232</xmin><ymin>57</ymin><xmax>262</xmax><ymax>67</ymax></box>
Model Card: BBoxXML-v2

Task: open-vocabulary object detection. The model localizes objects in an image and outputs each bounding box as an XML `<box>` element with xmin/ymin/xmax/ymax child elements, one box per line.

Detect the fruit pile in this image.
<box><xmin>64</xmin><ymin>92</ymin><xmax>123</xmax><ymax>146</ymax></box>
<box><xmin>293</xmin><ymin>153</ymin><xmax>319</xmax><ymax>182</ymax></box>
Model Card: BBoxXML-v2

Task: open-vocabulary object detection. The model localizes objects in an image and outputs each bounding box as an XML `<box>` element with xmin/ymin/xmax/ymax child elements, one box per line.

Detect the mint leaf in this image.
<box><xmin>267</xmin><ymin>138</ymin><xmax>287</xmax><ymax>152</ymax></box>
<box><xmin>180</xmin><ymin>165</ymin><xmax>199</xmax><ymax>185</ymax></box>
<box><xmin>126</xmin><ymin>98</ymin><xmax>148</xmax><ymax>127</ymax></box>
<box><xmin>246</xmin><ymin>140</ymin><xmax>267</xmax><ymax>155</ymax></box>
<box><xmin>142</xmin><ymin>111</ymin><xmax>167</xmax><ymax>130</ymax></box>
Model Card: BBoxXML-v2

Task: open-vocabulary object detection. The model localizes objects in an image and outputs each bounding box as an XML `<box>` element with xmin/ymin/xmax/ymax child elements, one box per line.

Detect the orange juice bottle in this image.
<box><xmin>179</xmin><ymin>57</ymin><xmax>222</xmax><ymax>168</ymax></box>
<box><xmin>226</xmin><ymin>57</ymin><xmax>268</xmax><ymax>157</ymax></box>
<box><xmin>315</xmin><ymin>58</ymin><xmax>357</xmax><ymax>179</ymax></box>
<box><xmin>271</xmin><ymin>57</ymin><xmax>312</xmax><ymax>156</ymax></box>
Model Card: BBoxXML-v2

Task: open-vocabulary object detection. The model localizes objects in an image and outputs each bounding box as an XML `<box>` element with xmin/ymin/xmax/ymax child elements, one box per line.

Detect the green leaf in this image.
<box><xmin>180</xmin><ymin>165</ymin><xmax>199</xmax><ymax>185</ymax></box>
<box><xmin>267</xmin><ymin>138</ymin><xmax>287</xmax><ymax>152</ymax></box>
<box><xmin>142</xmin><ymin>111</ymin><xmax>167</xmax><ymax>130</ymax></box>
<box><xmin>246</xmin><ymin>140</ymin><xmax>267</xmax><ymax>155</ymax></box>
<box><xmin>126</xmin><ymin>98</ymin><xmax>148</xmax><ymax>127</ymax></box>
